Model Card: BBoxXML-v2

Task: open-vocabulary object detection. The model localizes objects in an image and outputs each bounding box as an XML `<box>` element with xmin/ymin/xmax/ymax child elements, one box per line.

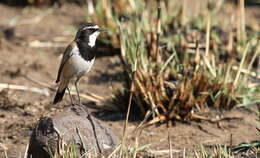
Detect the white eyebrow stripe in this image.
<box><xmin>82</xmin><ymin>25</ymin><xmax>99</xmax><ymax>30</ymax></box>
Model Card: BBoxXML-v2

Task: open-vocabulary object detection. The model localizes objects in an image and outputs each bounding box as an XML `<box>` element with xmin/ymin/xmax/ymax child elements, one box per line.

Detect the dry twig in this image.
<box><xmin>22</xmin><ymin>74</ymin><xmax>104</xmax><ymax>103</ymax></box>
<box><xmin>120</xmin><ymin>46</ymin><xmax>138</xmax><ymax>156</ymax></box>
<box><xmin>0</xmin><ymin>83</ymin><xmax>49</xmax><ymax>96</ymax></box>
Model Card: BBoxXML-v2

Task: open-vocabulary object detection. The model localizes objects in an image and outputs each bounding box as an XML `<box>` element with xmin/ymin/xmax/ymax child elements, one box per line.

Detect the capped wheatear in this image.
<box><xmin>53</xmin><ymin>22</ymin><xmax>106</xmax><ymax>104</ymax></box>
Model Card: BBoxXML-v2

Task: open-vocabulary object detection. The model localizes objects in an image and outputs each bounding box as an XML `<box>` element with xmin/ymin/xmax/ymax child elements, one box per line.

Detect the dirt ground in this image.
<box><xmin>0</xmin><ymin>3</ymin><xmax>259</xmax><ymax>158</ymax></box>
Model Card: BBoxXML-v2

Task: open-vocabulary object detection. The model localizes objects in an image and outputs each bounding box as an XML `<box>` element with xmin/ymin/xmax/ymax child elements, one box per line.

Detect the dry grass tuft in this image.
<box><xmin>86</xmin><ymin>0</ymin><xmax>260</xmax><ymax>124</ymax></box>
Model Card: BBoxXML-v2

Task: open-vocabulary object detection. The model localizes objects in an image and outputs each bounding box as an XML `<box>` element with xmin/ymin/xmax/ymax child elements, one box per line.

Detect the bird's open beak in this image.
<box><xmin>99</xmin><ymin>28</ymin><xmax>107</xmax><ymax>32</ymax></box>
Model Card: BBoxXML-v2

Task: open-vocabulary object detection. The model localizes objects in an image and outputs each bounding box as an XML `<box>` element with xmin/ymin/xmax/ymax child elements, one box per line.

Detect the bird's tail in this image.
<box><xmin>53</xmin><ymin>88</ymin><xmax>66</xmax><ymax>104</ymax></box>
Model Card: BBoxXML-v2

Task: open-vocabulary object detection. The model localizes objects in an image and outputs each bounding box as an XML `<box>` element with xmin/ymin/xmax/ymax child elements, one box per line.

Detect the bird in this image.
<box><xmin>53</xmin><ymin>22</ymin><xmax>106</xmax><ymax>105</ymax></box>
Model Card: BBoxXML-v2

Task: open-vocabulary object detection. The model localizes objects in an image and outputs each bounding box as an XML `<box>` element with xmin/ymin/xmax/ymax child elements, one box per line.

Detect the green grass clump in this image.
<box><xmin>196</xmin><ymin>145</ymin><xmax>234</xmax><ymax>158</ymax></box>
<box><xmin>196</xmin><ymin>141</ymin><xmax>260</xmax><ymax>158</ymax></box>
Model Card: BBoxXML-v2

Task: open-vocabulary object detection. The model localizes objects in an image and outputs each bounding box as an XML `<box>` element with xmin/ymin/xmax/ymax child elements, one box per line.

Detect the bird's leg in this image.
<box><xmin>75</xmin><ymin>78</ymin><xmax>81</xmax><ymax>105</ymax></box>
<box><xmin>67</xmin><ymin>87</ymin><xmax>75</xmax><ymax>105</ymax></box>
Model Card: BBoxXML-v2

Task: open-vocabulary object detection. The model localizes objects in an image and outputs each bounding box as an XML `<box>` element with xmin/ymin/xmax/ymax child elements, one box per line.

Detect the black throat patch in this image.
<box><xmin>76</xmin><ymin>40</ymin><xmax>96</xmax><ymax>61</ymax></box>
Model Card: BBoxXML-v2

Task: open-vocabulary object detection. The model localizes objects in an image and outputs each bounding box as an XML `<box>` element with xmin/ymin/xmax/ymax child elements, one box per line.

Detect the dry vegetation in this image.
<box><xmin>87</xmin><ymin>0</ymin><xmax>260</xmax><ymax>123</ymax></box>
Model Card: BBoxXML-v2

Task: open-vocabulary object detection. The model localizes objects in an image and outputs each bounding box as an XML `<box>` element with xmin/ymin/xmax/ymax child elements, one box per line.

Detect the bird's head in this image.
<box><xmin>75</xmin><ymin>23</ymin><xmax>106</xmax><ymax>47</ymax></box>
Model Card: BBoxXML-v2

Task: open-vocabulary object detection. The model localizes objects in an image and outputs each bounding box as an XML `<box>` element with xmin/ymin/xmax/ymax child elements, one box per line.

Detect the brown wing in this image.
<box><xmin>55</xmin><ymin>43</ymin><xmax>74</xmax><ymax>83</ymax></box>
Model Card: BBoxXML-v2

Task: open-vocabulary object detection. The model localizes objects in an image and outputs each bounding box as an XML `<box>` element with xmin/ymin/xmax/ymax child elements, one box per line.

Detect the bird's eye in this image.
<box><xmin>89</xmin><ymin>28</ymin><xmax>98</xmax><ymax>33</ymax></box>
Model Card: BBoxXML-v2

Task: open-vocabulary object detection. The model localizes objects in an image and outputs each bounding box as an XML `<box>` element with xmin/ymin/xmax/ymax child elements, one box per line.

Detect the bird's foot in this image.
<box><xmin>71</xmin><ymin>102</ymin><xmax>83</xmax><ymax>107</ymax></box>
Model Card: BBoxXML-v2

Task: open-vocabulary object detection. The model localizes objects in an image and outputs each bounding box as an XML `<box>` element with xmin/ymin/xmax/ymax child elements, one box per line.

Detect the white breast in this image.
<box><xmin>65</xmin><ymin>46</ymin><xmax>95</xmax><ymax>78</ymax></box>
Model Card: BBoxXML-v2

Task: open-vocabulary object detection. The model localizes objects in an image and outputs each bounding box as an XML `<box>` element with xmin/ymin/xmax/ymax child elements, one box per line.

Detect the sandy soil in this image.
<box><xmin>0</xmin><ymin>3</ymin><xmax>259</xmax><ymax>158</ymax></box>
